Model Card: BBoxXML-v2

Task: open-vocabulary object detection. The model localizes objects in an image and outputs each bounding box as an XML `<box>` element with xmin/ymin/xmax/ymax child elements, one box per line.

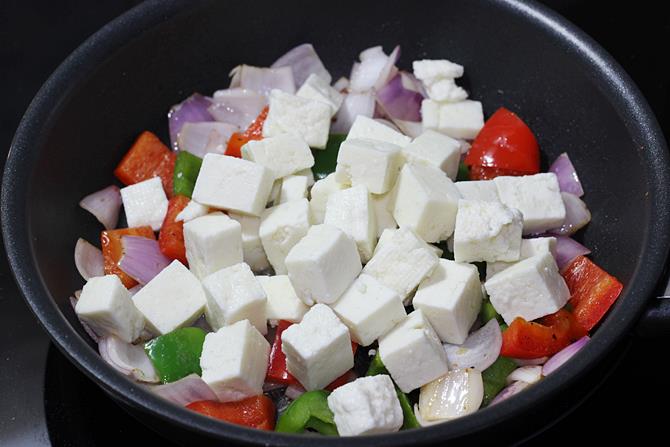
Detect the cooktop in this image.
<box><xmin>1</xmin><ymin>1</ymin><xmax>668</xmax><ymax>445</ymax></box>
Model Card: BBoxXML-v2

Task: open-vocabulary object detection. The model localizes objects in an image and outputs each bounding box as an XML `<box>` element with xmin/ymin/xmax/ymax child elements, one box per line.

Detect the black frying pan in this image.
<box><xmin>3</xmin><ymin>0</ymin><xmax>670</xmax><ymax>445</ymax></box>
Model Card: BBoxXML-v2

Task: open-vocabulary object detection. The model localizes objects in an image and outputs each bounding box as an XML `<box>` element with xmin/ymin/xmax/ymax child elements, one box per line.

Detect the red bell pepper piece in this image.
<box><xmin>501</xmin><ymin>309</ymin><xmax>582</xmax><ymax>358</ymax></box>
<box><xmin>101</xmin><ymin>226</ymin><xmax>155</xmax><ymax>288</ymax></box>
<box><xmin>562</xmin><ymin>256</ymin><xmax>624</xmax><ymax>331</ymax></box>
<box><xmin>187</xmin><ymin>396</ymin><xmax>275</xmax><ymax>430</ymax></box>
<box><xmin>158</xmin><ymin>195</ymin><xmax>190</xmax><ymax>265</ymax></box>
<box><xmin>225</xmin><ymin>106</ymin><xmax>269</xmax><ymax>158</ymax></box>
<box><xmin>114</xmin><ymin>131</ymin><xmax>176</xmax><ymax>197</ymax></box>
<box><xmin>468</xmin><ymin>165</ymin><xmax>529</xmax><ymax>180</ymax></box>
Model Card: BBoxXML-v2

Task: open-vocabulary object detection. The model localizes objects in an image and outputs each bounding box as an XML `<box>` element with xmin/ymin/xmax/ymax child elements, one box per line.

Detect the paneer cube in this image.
<box><xmin>309</xmin><ymin>173</ymin><xmax>350</xmax><ymax>224</ymax></box>
<box><xmin>281</xmin><ymin>304</ymin><xmax>354</xmax><ymax>390</ymax></box>
<box><xmin>413</xmin><ymin>259</ymin><xmax>483</xmax><ymax>344</ymax></box>
<box><xmin>421</xmin><ymin>99</ymin><xmax>440</xmax><ymax>130</ymax></box>
<box><xmin>327</xmin><ymin>375</ymin><xmax>403</xmax><ymax>436</ymax></box>
<box><xmin>285</xmin><ymin>224</ymin><xmax>362</xmax><ymax>305</ymax></box>
<box><xmin>331</xmin><ymin>274</ymin><xmax>406</xmax><ymax>346</ymax></box>
<box><xmin>413</xmin><ymin>59</ymin><xmax>464</xmax><ymax>83</ymax></box>
<box><xmin>262</xmin><ymin>89</ymin><xmax>331</xmax><ymax>149</ymax></box>
<box><xmin>201</xmin><ymin>263</ymin><xmax>267</xmax><ymax>334</ymax></box>
<box><xmin>294</xmin><ymin>168</ymin><xmax>315</xmax><ymax>187</ymax></box>
<box><xmin>259</xmin><ymin>198</ymin><xmax>311</xmax><ymax>274</ymax></box>
<box><xmin>494</xmin><ymin>173</ymin><xmax>567</xmax><ymax>234</ymax></box>
<box><xmin>487</xmin><ymin>236</ymin><xmax>557</xmax><ymax>279</ymax></box>
<box><xmin>390</xmin><ymin>163</ymin><xmax>461</xmax><ymax>243</ymax></box>
<box><xmin>183</xmin><ymin>212</ymin><xmax>243</xmax><ymax>279</ymax></box>
<box><xmin>241</xmin><ymin>134</ymin><xmax>314</xmax><ymax>180</ymax></box>
<box><xmin>175</xmin><ymin>200</ymin><xmax>209</xmax><ymax>223</ymax></box>
<box><xmin>266</xmin><ymin>179</ymin><xmax>282</xmax><ymax>207</ymax></box>
<box><xmin>455</xmin><ymin>180</ymin><xmax>501</xmax><ymax>203</ymax></box>
<box><xmin>402</xmin><ymin>130</ymin><xmax>462</xmax><ymax>180</ymax></box>
<box><xmin>378</xmin><ymin>309</ymin><xmax>448</xmax><ymax>393</ymax></box>
<box><xmin>75</xmin><ymin>275</ymin><xmax>144</xmax><ymax>343</ymax></box>
<box><xmin>371</xmin><ymin>192</ymin><xmax>397</xmax><ymax>238</ymax></box>
<box><xmin>132</xmin><ymin>260</ymin><xmax>206</xmax><ymax>335</ymax></box>
<box><xmin>228</xmin><ymin>212</ymin><xmax>270</xmax><ymax>272</ymax></box>
<box><xmin>363</xmin><ymin>227</ymin><xmax>439</xmax><ymax>302</ymax></box>
<box><xmin>191</xmin><ymin>154</ymin><xmax>274</xmax><ymax>216</ymax></box>
<box><xmin>335</xmin><ymin>138</ymin><xmax>404</xmax><ymax>194</ymax></box>
<box><xmin>485</xmin><ymin>252</ymin><xmax>570</xmax><ymax>324</ymax></box>
<box><xmin>324</xmin><ymin>185</ymin><xmax>377</xmax><ymax>262</ymax></box>
<box><xmin>453</xmin><ymin>200</ymin><xmax>523</xmax><ymax>263</ymax></box>
<box><xmin>200</xmin><ymin>320</ymin><xmax>270</xmax><ymax>402</ymax></box>
<box><xmin>346</xmin><ymin>116</ymin><xmax>411</xmax><ymax>148</ymax></box>
<box><xmin>437</xmin><ymin>100</ymin><xmax>485</xmax><ymax>140</ymax></box>
<box><xmin>297</xmin><ymin>73</ymin><xmax>344</xmax><ymax>116</ymax></box>
<box><xmin>426</xmin><ymin>78</ymin><xmax>468</xmax><ymax>102</ymax></box>
<box><xmin>278</xmin><ymin>175</ymin><xmax>308</xmax><ymax>204</ymax></box>
<box><xmin>257</xmin><ymin>275</ymin><xmax>308</xmax><ymax>323</ymax></box>
<box><xmin>120</xmin><ymin>177</ymin><xmax>168</xmax><ymax>230</ymax></box>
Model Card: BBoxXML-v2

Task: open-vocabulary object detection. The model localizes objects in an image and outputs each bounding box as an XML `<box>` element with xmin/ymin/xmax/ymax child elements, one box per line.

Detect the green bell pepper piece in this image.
<box><xmin>275</xmin><ymin>390</ymin><xmax>338</xmax><ymax>435</ymax></box>
<box><xmin>480</xmin><ymin>300</ymin><xmax>501</xmax><ymax>324</ymax></box>
<box><xmin>456</xmin><ymin>161</ymin><xmax>470</xmax><ymax>181</ymax></box>
<box><xmin>365</xmin><ymin>351</ymin><xmax>388</xmax><ymax>376</ymax></box>
<box><xmin>173</xmin><ymin>151</ymin><xmax>203</xmax><ymax>198</ymax></box>
<box><xmin>144</xmin><ymin>327</ymin><xmax>206</xmax><ymax>383</ymax></box>
<box><xmin>312</xmin><ymin>134</ymin><xmax>346</xmax><ymax>180</ymax></box>
<box><xmin>481</xmin><ymin>356</ymin><xmax>517</xmax><ymax>406</ymax></box>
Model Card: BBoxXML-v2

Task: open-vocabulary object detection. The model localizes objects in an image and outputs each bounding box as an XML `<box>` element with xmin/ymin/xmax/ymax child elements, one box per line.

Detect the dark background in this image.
<box><xmin>0</xmin><ymin>0</ymin><xmax>668</xmax><ymax>445</ymax></box>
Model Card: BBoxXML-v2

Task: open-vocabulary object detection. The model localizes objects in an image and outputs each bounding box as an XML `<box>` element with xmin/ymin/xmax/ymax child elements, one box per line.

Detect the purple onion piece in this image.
<box><xmin>168</xmin><ymin>93</ymin><xmax>214</xmax><ymax>150</ymax></box>
<box><xmin>118</xmin><ymin>236</ymin><xmax>171</xmax><ymax>285</ymax></box>
<box><xmin>376</xmin><ymin>73</ymin><xmax>423</xmax><ymax>122</ymax></box>
<box><xmin>549</xmin><ymin>153</ymin><xmax>584</xmax><ymax>197</ymax></box>
<box><xmin>490</xmin><ymin>381</ymin><xmax>530</xmax><ymax>406</ymax></box>
<box><xmin>271</xmin><ymin>43</ymin><xmax>331</xmax><ymax>86</ymax></box>
<box><xmin>79</xmin><ymin>185</ymin><xmax>121</xmax><ymax>230</ymax></box>
<box><xmin>74</xmin><ymin>238</ymin><xmax>104</xmax><ymax>281</ymax></box>
<box><xmin>554</xmin><ymin>236</ymin><xmax>591</xmax><ymax>270</ymax></box>
<box><xmin>550</xmin><ymin>192</ymin><xmax>592</xmax><ymax>236</ymax></box>
<box><xmin>542</xmin><ymin>336</ymin><xmax>590</xmax><ymax>376</ymax></box>
<box><xmin>152</xmin><ymin>374</ymin><xmax>217</xmax><ymax>406</ymax></box>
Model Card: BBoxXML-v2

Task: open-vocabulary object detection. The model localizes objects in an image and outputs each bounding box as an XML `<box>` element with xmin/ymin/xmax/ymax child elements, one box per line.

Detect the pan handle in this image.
<box><xmin>635</xmin><ymin>273</ymin><xmax>670</xmax><ymax>337</ymax></box>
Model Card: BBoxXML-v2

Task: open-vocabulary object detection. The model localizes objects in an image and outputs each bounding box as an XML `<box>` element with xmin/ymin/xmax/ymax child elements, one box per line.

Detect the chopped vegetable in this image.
<box><xmin>152</xmin><ymin>373</ymin><xmax>218</xmax><ymax>407</ymax></box>
<box><xmin>550</xmin><ymin>192</ymin><xmax>591</xmax><ymax>236</ymax></box>
<box><xmin>554</xmin><ymin>236</ymin><xmax>591</xmax><ymax>270</ymax></box>
<box><xmin>275</xmin><ymin>390</ymin><xmax>337</xmax><ymax>435</ymax></box>
<box><xmin>98</xmin><ymin>335</ymin><xmax>159</xmax><ymax>383</ymax></box>
<box><xmin>119</xmin><ymin>236</ymin><xmax>171</xmax><ymax>285</ymax></box>
<box><xmin>549</xmin><ymin>152</ymin><xmax>584</xmax><ymax>197</ymax></box>
<box><xmin>187</xmin><ymin>396</ymin><xmax>275</xmax><ymax>430</ymax></box>
<box><xmin>542</xmin><ymin>335</ymin><xmax>590</xmax><ymax>375</ymax></box>
<box><xmin>489</xmin><ymin>381</ymin><xmax>530</xmax><ymax>406</ymax></box>
<box><xmin>74</xmin><ymin>238</ymin><xmax>104</xmax><ymax>281</ymax></box>
<box><xmin>113</xmin><ymin>131</ymin><xmax>176</xmax><ymax>196</ymax></box>
<box><xmin>313</xmin><ymin>134</ymin><xmax>346</xmax><ymax>180</ymax></box>
<box><xmin>144</xmin><ymin>327</ymin><xmax>206</xmax><ymax>383</ymax></box>
<box><xmin>480</xmin><ymin>300</ymin><xmax>502</xmax><ymax>324</ymax></box>
<box><xmin>444</xmin><ymin>319</ymin><xmax>503</xmax><ymax>372</ymax></box>
<box><xmin>225</xmin><ymin>106</ymin><xmax>269</xmax><ymax>157</ymax></box>
<box><xmin>481</xmin><ymin>356</ymin><xmax>517</xmax><ymax>406</ymax></box>
<box><xmin>266</xmin><ymin>320</ymin><xmax>299</xmax><ymax>385</ymax></box>
<box><xmin>500</xmin><ymin>309</ymin><xmax>584</xmax><ymax>358</ymax></box>
<box><xmin>101</xmin><ymin>226</ymin><xmax>155</xmax><ymax>288</ymax></box>
<box><xmin>562</xmin><ymin>256</ymin><xmax>624</xmax><ymax>331</ymax></box>
<box><xmin>376</xmin><ymin>73</ymin><xmax>423</xmax><ymax>122</ymax></box>
<box><xmin>79</xmin><ymin>185</ymin><xmax>122</xmax><ymax>230</ymax></box>
<box><xmin>173</xmin><ymin>151</ymin><xmax>203</xmax><ymax>198</ymax></box>
<box><xmin>456</xmin><ymin>161</ymin><xmax>470</xmax><ymax>181</ymax></box>
<box><xmin>158</xmin><ymin>195</ymin><xmax>190</xmax><ymax>264</ymax></box>
<box><xmin>366</xmin><ymin>351</ymin><xmax>388</xmax><ymax>376</ymax></box>
<box><xmin>418</xmin><ymin>369</ymin><xmax>483</xmax><ymax>421</ymax></box>
<box><xmin>167</xmin><ymin>93</ymin><xmax>214</xmax><ymax>150</ymax></box>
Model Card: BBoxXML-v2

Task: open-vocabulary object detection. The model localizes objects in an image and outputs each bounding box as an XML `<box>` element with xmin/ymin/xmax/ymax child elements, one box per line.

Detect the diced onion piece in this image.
<box><xmin>506</xmin><ymin>366</ymin><xmax>543</xmax><ymax>385</ymax></box>
<box><xmin>554</xmin><ymin>236</ymin><xmax>591</xmax><ymax>271</ymax></box>
<box><xmin>152</xmin><ymin>373</ymin><xmax>217</xmax><ymax>405</ymax></box>
<box><xmin>98</xmin><ymin>335</ymin><xmax>159</xmax><ymax>383</ymax></box>
<box><xmin>489</xmin><ymin>381</ymin><xmax>530</xmax><ymax>406</ymax></box>
<box><xmin>373</xmin><ymin>45</ymin><xmax>400</xmax><ymax>91</ymax></box>
<box><xmin>69</xmin><ymin>295</ymin><xmax>100</xmax><ymax>343</ymax></box>
<box><xmin>513</xmin><ymin>357</ymin><xmax>548</xmax><ymax>366</ymax></box>
<box><xmin>74</xmin><ymin>238</ymin><xmax>104</xmax><ymax>281</ymax></box>
<box><xmin>285</xmin><ymin>383</ymin><xmax>306</xmax><ymax>400</ymax></box>
<box><xmin>331</xmin><ymin>92</ymin><xmax>375</xmax><ymax>133</ymax></box>
<box><xmin>271</xmin><ymin>43</ymin><xmax>332</xmax><ymax>86</ymax></box>
<box><xmin>549</xmin><ymin>153</ymin><xmax>584</xmax><ymax>197</ymax></box>
<box><xmin>177</xmin><ymin>122</ymin><xmax>238</xmax><ymax>158</ymax></box>
<box><xmin>550</xmin><ymin>192</ymin><xmax>591</xmax><ymax>236</ymax></box>
<box><xmin>209</xmin><ymin>88</ymin><xmax>267</xmax><ymax>129</ymax></box>
<box><xmin>419</xmin><ymin>368</ymin><xmax>484</xmax><ymax>421</ymax></box>
<box><xmin>376</xmin><ymin>73</ymin><xmax>423</xmax><ymax>122</ymax></box>
<box><xmin>168</xmin><ymin>93</ymin><xmax>214</xmax><ymax>150</ymax></box>
<box><xmin>542</xmin><ymin>336</ymin><xmax>590</xmax><ymax>376</ymax></box>
<box><xmin>118</xmin><ymin>236</ymin><xmax>171</xmax><ymax>285</ymax></box>
<box><xmin>413</xmin><ymin>404</ymin><xmax>447</xmax><ymax>427</ymax></box>
<box><xmin>79</xmin><ymin>185</ymin><xmax>121</xmax><ymax>230</ymax></box>
<box><xmin>332</xmin><ymin>77</ymin><xmax>350</xmax><ymax>92</ymax></box>
<box><xmin>444</xmin><ymin>319</ymin><xmax>502</xmax><ymax>372</ymax></box>
<box><xmin>230</xmin><ymin>65</ymin><xmax>295</xmax><ymax>96</ymax></box>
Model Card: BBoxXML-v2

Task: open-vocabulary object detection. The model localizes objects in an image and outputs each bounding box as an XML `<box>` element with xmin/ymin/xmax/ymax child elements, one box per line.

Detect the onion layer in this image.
<box><xmin>177</xmin><ymin>122</ymin><xmax>238</xmax><ymax>158</ymax></box>
<box><xmin>543</xmin><ymin>336</ymin><xmax>590</xmax><ymax>376</ymax></box>
<box><xmin>271</xmin><ymin>43</ymin><xmax>332</xmax><ymax>86</ymax></box>
<box><xmin>554</xmin><ymin>236</ymin><xmax>591</xmax><ymax>271</ymax></box>
<box><xmin>331</xmin><ymin>92</ymin><xmax>375</xmax><ymax>133</ymax></box>
<box><xmin>168</xmin><ymin>93</ymin><xmax>213</xmax><ymax>150</ymax></box>
<box><xmin>118</xmin><ymin>236</ymin><xmax>171</xmax><ymax>285</ymax></box>
<box><xmin>152</xmin><ymin>373</ymin><xmax>217</xmax><ymax>406</ymax></box>
<box><xmin>489</xmin><ymin>381</ymin><xmax>530</xmax><ymax>406</ymax></box>
<box><xmin>209</xmin><ymin>88</ymin><xmax>266</xmax><ymax>129</ymax></box>
<box><xmin>74</xmin><ymin>238</ymin><xmax>104</xmax><ymax>281</ymax></box>
<box><xmin>79</xmin><ymin>185</ymin><xmax>121</xmax><ymax>230</ymax></box>
<box><xmin>506</xmin><ymin>366</ymin><xmax>543</xmax><ymax>385</ymax></box>
<box><xmin>444</xmin><ymin>319</ymin><xmax>502</xmax><ymax>372</ymax></box>
<box><xmin>229</xmin><ymin>65</ymin><xmax>295</xmax><ymax>96</ymax></box>
<box><xmin>376</xmin><ymin>73</ymin><xmax>423</xmax><ymax>122</ymax></box>
<box><xmin>549</xmin><ymin>153</ymin><xmax>584</xmax><ymax>197</ymax></box>
<box><xmin>98</xmin><ymin>335</ymin><xmax>159</xmax><ymax>383</ymax></box>
<box><xmin>419</xmin><ymin>368</ymin><xmax>483</xmax><ymax>421</ymax></box>
<box><xmin>550</xmin><ymin>192</ymin><xmax>591</xmax><ymax>236</ymax></box>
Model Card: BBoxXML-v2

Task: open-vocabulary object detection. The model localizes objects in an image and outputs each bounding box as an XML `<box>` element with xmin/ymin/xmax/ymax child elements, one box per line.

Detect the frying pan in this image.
<box><xmin>3</xmin><ymin>0</ymin><xmax>670</xmax><ymax>445</ymax></box>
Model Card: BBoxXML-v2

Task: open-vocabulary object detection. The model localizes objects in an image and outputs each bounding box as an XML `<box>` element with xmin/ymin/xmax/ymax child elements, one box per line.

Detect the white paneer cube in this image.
<box><xmin>191</xmin><ymin>154</ymin><xmax>274</xmax><ymax>216</ymax></box>
<box><xmin>421</xmin><ymin>99</ymin><xmax>440</xmax><ymax>130</ymax></box>
<box><xmin>346</xmin><ymin>116</ymin><xmax>411</xmax><ymax>148</ymax></box>
<box><xmin>262</xmin><ymin>89</ymin><xmax>331</xmax><ymax>149</ymax></box>
<box><xmin>413</xmin><ymin>260</ymin><xmax>483</xmax><ymax>344</ymax></box>
<box><xmin>278</xmin><ymin>175</ymin><xmax>308</xmax><ymax>204</ymax></box>
<box><xmin>120</xmin><ymin>177</ymin><xmax>168</xmax><ymax>231</ymax></box>
<box><xmin>297</xmin><ymin>73</ymin><xmax>344</xmax><ymax>116</ymax></box>
<box><xmin>281</xmin><ymin>304</ymin><xmax>354</xmax><ymax>390</ymax></box>
<box><xmin>363</xmin><ymin>227</ymin><xmax>439</xmax><ymax>301</ymax></box>
<box><xmin>241</xmin><ymin>134</ymin><xmax>314</xmax><ymax>180</ymax></box>
<box><xmin>455</xmin><ymin>180</ymin><xmax>501</xmax><ymax>203</ymax></box>
<box><xmin>390</xmin><ymin>163</ymin><xmax>461</xmax><ymax>243</ymax></box>
<box><xmin>331</xmin><ymin>274</ymin><xmax>407</xmax><ymax>346</ymax></box>
<box><xmin>487</xmin><ymin>237</ymin><xmax>557</xmax><ymax>279</ymax></box>
<box><xmin>438</xmin><ymin>100</ymin><xmax>485</xmax><ymax>140</ymax></box>
<box><xmin>258</xmin><ymin>275</ymin><xmax>308</xmax><ymax>323</ymax></box>
<box><xmin>183</xmin><ymin>212</ymin><xmax>243</xmax><ymax>279</ymax></box>
<box><xmin>132</xmin><ymin>260</ymin><xmax>206</xmax><ymax>335</ymax></box>
<box><xmin>379</xmin><ymin>309</ymin><xmax>448</xmax><ymax>393</ymax></box>
<box><xmin>285</xmin><ymin>224</ymin><xmax>362</xmax><ymax>305</ymax></box>
<box><xmin>402</xmin><ymin>130</ymin><xmax>462</xmax><ymax>180</ymax></box>
<box><xmin>413</xmin><ymin>59</ymin><xmax>464</xmax><ymax>83</ymax></box>
<box><xmin>426</xmin><ymin>79</ymin><xmax>468</xmax><ymax>103</ymax></box>
<box><xmin>494</xmin><ymin>173</ymin><xmax>567</xmax><ymax>234</ymax></box>
<box><xmin>202</xmin><ymin>263</ymin><xmax>267</xmax><ymax>334</ymax></box>
<box><xmin>259</xmin><ymin>199</ymin><xmax>311</xmax><ymax>274</ymax></box>
<box><xmin>295</xmin><ymin>168</ymin><xmax>315</xmax><ymax>187</ymax></box>
<box><xmin>485</xmin><ymin>252</ymin><xmax>570</xmax><ymax>324</ymax></box>
<box><xmin>75</xmin><ymin>275</ymin><xmax>144</xmax><ymax>343</ymax></box>
<box><xmin>175</xmin><ymin>200</ymin><xmax>209</xmax><ymax>223</ymax></box>
<box><xmin>309</xmin><ymin>173</ymin><xmax>350</xmax><ymax>224</ymax></box>
<box><xmin>324</xmin><ymin>185</ymin><xmax>377</xmax><ymax>262</ymax></box>
<box><xmin>228</xmin><ymin>213</ymin><xmax>270</xmax><ymax>272</ymax></box>
<box><xmin>453</xmin><ymin>200</ymin><xmax>523</xmax><ymax>263</ymax></box>
<box><xmin>327</xmin><ymin>375</ymin><xmax>403</xmax><ymax>436</ymax></box>
<box><xmin>200</xmin><ymin>320</ymin><xmax>270</xmax><ymax>402</ymax></box>
<box><xmin>371</xmin><ymin>192</ymin><xmax>397</xmax><ymax>238</ymax></box>
<box><xmin>335</xmin><ymin>138</ymin><xmax>404</xmax><ymax>194</ymax></box>
<box><xmin>267</xmin><ymin>179</ymin><xmax>282</xmax><ymax>207</ymax></box>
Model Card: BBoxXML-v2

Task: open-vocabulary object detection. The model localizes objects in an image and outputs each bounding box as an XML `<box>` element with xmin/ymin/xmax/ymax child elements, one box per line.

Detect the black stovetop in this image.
<box><xmin>1</xmin><ymin>1</ymin><xmax>668</xmax><ymax>445</ymax></box>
